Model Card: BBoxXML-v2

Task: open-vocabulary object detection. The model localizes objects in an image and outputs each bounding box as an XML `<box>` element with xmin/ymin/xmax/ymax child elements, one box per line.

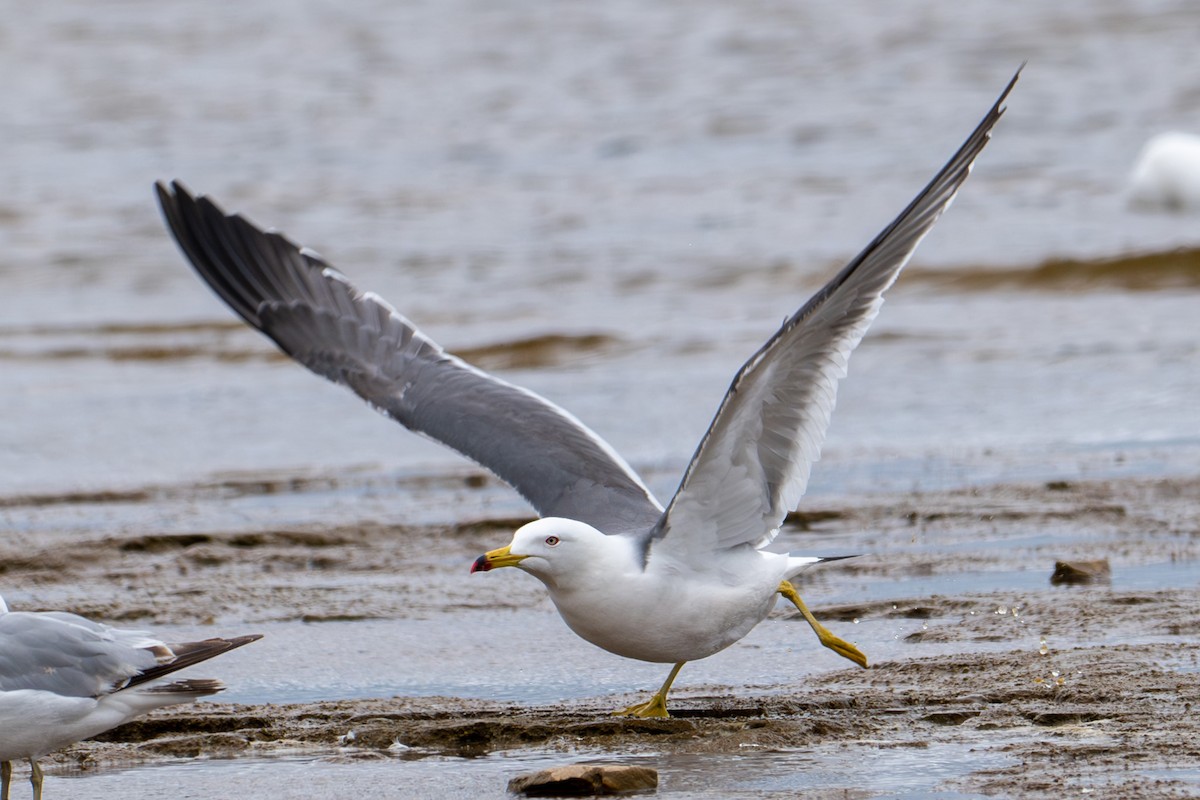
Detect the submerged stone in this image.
<box><xmin>508</xmin><ymin>764</ymin><xmax>658</xmax><ymax>796</ymax></box>
<box><xmin>1050</xmin><ymin>559</ymin><xmax>1111</xmax><ymax>586</ymax></box>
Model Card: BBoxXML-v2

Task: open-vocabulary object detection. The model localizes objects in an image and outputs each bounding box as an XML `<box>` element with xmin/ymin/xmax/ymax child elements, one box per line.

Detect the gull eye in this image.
<box><xmin>544</xmin><ymin>536</ymin><xmax>560</xmax><ymax>546</ymax></box>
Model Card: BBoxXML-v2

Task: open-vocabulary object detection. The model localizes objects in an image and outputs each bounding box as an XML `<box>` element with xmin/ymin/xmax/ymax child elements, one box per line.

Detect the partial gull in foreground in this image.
<box><xmin>157</xmin><ymin>69</ymin><xmax>1018</xmax><ymax>717</ymax></box>
<box><xmin>0</xmin><ymin>596</ymin><xmax>259</xmax><ymax>799</ymax></box>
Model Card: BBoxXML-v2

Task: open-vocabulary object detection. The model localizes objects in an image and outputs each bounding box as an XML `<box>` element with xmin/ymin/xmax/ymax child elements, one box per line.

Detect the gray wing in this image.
<box><xmin>650</xmin><ymin>70</ymin><xmax>1019</xmax><ymax>563</ymax></box>
<box><xmin>0</xmin><ymin>611</ymin><xmax>261</xmax><ymax>697</ymax></box>
<box><xmin>0</xmin><ymin>612</ymin><xmax>160</xmax><ymax>697</ymax></box>
<box><xmin>156</xmin><ymin>182</ymin><xmax>664</xmax><ymax>533</ymax></box>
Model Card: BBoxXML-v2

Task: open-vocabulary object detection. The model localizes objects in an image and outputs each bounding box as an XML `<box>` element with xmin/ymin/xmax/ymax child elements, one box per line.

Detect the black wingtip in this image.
<box><xmin>993</xmin><ymin>63</ymin><xmax>1024</xmax><ymax>119</ymax></box>
<box><xmin>154</xmin><ymin>178</ymin><xmax>193</xmax><ymax>209</ymax></box>
<box><xmin>224</xmin><ymin>633</ymin><xmax>265</xmax><ymax>649</ymax></box>
<box><xmin>816</xmin><ymin>554</ymin><xmax>862</xmax><ymax>564</ymax></box>
<box><xmin>154</xmin><ymin>178</ymin><xmax>276</xmax><ymax>328</ymax></box>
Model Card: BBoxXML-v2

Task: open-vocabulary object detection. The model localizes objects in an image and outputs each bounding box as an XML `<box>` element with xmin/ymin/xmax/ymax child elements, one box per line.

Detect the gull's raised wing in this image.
<box><xmin>157</xmin><ymin>182</ymin><xmax>664</xmax><ymax>532</ymax></box>
<box><xmin>650</xmin><ymin>70</ymin><xmax>1019</xmax><ymax>565</ymax></box>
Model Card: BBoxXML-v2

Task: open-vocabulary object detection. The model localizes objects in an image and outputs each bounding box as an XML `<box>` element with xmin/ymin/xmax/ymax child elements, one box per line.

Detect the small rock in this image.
<box><xmin>508</xmin><ymin>764</ymin><xmax>658</xmax><ymax>796</ymax></box>
<box><xmin>1050</xmin><ymin>559</ymin><xmax>1111</xmax><ymax>586</ymax></box>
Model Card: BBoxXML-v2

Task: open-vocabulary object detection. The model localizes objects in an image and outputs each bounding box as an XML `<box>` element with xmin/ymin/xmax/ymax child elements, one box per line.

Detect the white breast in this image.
<box><xmin>546</xmin><ymin>548</ymin><xmax>789</xmax><ymax>663</ymax></box>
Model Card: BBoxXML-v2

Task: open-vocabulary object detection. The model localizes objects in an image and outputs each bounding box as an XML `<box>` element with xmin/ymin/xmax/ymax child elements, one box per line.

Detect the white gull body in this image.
<box><xmin>499</xmin><ymin>518</ymin><xmax>810</xmax><ymax>663</ymax></box>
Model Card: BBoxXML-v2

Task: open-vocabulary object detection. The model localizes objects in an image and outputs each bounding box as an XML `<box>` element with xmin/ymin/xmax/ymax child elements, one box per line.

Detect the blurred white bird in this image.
<box><xmin>1129</xmin><ymin>132</ymin><xmax>1200</xmax><ymax>212</ymax></box>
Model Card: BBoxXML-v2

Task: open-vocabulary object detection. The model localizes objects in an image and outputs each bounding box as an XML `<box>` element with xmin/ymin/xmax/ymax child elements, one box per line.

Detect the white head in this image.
<box><xmin>470</xmin><ymin>517</ymin><xmax>617</xmax><ymax>588</ymax></box>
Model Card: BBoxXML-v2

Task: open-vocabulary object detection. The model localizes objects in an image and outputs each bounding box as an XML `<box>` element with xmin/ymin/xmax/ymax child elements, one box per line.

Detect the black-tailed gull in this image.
<box><xmin>0</xmin><ymin>595</ymin><xmax>260</xmax><ymax>798</ymax></box>
<box><xmin>157</xmin><ymin>69</ymin><xmax>1017</xmax><ymax>718</ymax></box>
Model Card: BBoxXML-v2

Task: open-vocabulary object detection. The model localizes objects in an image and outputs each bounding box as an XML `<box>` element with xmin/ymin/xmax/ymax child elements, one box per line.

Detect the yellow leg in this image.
<box><xmin>29</xmin><ymin>762</ymin><xmax>42</xmax><ymax>800</ymax></box>
<box><xmin>779</xmin><ymin>580</ymin><xmax>868</xmax><ymax>668</ymax></box>
<box><xmin>614</xmin><ymin>661</ymin><xmax>686</xmax><ymax>718</ymax></box>
<box><xmin>29</xmin><ymin>760</ymin><xmax>42</xmax><ymax>800</ymax></box>
<box><xmin>2</xmin><ymin>761</ymin><xmax>11</xmax><ymax>800</ymax></box>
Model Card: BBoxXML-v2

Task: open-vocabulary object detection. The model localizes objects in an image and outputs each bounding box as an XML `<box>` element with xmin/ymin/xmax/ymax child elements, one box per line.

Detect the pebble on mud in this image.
<box><xmin>1050</xmin><ymin>559</ymin><xmax>1112</xmax><ymax>586</ymax></box>
<box><xmin>508</xmin><ymin>764</ymin><xmax>658</xmax><ymax>796</ymax></box>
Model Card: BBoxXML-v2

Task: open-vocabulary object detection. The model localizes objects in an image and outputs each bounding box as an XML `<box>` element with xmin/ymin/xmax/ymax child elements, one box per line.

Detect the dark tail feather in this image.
<box><xmin>141</xmin><ymin>678</ymin><xmax>226</xmax><ymax>697</ymax></box>
<box><xmin>126</xmin><ymin>634</ymin><xmax>262</xmax><ymax>690</ymax></box>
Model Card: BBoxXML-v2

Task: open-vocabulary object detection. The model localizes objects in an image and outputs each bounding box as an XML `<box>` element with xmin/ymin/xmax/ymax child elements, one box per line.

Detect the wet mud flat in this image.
<box><xmin>65</xmin><ymin>640</ymin><xmax>1200</xmax><ymax>799</ymax></box>
<box><xmin>4</xmin><ymin>474</ymin><xmax>1199</xmax><ymax>798</ymax></box>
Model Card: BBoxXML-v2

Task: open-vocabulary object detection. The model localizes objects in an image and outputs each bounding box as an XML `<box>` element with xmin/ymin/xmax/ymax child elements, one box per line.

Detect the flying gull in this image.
<box><xmin>157</xmin><ymin>69</ymin><xmax>1017</xmax><ymax>717</ymax></box>
<box><xmin>0</xmin><ymin>595</ymin><xmax>259</xmax><ymax>799</ymax></box>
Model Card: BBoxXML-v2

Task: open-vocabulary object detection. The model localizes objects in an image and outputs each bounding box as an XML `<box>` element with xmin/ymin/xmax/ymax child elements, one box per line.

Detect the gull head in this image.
<box><xmin>470</xmin><ymin>517</ymin><xmax>613</xmax><ymax>584</ymax></box>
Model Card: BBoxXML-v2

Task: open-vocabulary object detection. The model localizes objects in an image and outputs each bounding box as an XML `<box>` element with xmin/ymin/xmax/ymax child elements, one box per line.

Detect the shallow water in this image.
<box><xmin>3</xmin><ymin>0</ymin><xmax>1200</xmax><ymax>499</ymax></box>
<box><xmin>4</xmin><ymin>1</ymin><xmax>1200</xmax><ymax>798</ymax></box>
<box><xmin>43</xmin><ymin>746</ymin><xmax>1007</xmax><ymax>800</ymax></box>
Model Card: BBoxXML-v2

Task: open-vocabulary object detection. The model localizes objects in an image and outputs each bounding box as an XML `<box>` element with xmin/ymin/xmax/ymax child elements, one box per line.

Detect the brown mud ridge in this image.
<box><xmin>908</xmin><ymin>245</ymin><xmax>1200</xmax><ymax>292</ymax></box>
<box><xmin>7</xmin><ymin>475</ymin><xmax>1200</xmax><ymax>798</ymax></box>
<box><xmin>0</xmin><ymin>318</ymin><xmax>619</xmax><ymax>369</ymax></box>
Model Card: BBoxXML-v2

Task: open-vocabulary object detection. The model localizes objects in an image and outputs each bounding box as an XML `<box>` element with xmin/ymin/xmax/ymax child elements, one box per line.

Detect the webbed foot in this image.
<box><xmin>613</xmin><ymin>695</ymin><xmax>671</xmax><ymax>718</ymax></box>
<box><xmin>612</xmin><ymin>661</ymin><xmax>686</xmax><ymax>718</ymax></box>
<box><xmin>779</xmin><ymin>580</ymin><xmax>868</xmax><ymax>668</ymax></box>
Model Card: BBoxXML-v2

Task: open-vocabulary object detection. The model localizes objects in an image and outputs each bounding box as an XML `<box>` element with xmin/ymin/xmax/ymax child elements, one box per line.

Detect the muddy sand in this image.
<box><xmin>3</xmin><ymin>474</ymin><xmax>1198</xmax><ymax>798</ymax></box>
